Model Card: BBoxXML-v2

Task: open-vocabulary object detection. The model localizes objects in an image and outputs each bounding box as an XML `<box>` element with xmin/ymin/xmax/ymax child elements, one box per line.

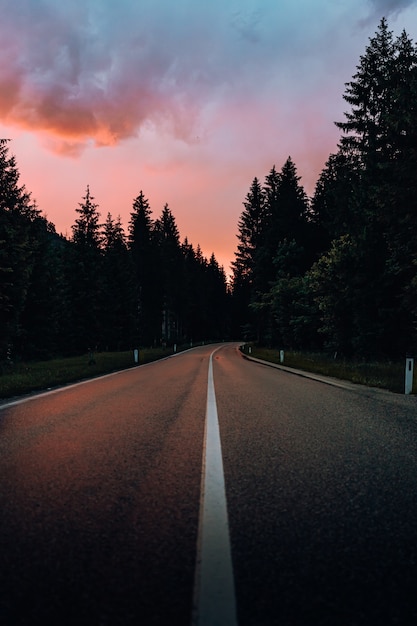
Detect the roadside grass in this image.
<box><xmin>0</xmin><ymin>347</ymin><xmax>176</xmax><ymax>400</ymax></box>
<box><xmin>241</xmin><ymin>345</ymin><xmax>416</xmax><ymax>394</ymax></box>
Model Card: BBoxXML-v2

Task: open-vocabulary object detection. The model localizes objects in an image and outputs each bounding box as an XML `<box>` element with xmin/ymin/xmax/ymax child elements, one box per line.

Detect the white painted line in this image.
<box><xmin>0</xmin><ymin>346</ymin><xmax>198</xmax><ymax>411</ymax></box>
<box><xmin>192</xmin><ymin>349</ymin><xmax>238</xmax><ymax>626</ymax></box>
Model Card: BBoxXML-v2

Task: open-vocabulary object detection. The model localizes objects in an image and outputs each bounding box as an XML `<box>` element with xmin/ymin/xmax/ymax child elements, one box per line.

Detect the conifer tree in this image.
<box><xmin>153</xmin><ymin>204</ymin><xmax>183</xmax><ymax>343</ymax></box>
<box><xmin>128</xmin><ymin>191</ymin><xmax>158</xmax><ymax>345</ymax></box>
<box><xmin>206</xmin><ymin>253</ymin><xmax>229</xmax><ymax>339</ymax></box>
<box><xmin>264</xmin><ymin>158</ymin><xmax>309</xmax><ymax>265</ymax></box>
<box><xmin>257</xmin><ymin>159</ymin><xmax>310</xmax><ymax>344</ymax></box>
<box><xmin>101</xmin><ymin>214</ymin><xmax>136</xmax><ymax>350</ymax></box>
<box><xmin>332</xmin><ymin>18</ymin><xmax>417</xmax><ymax>355</ymax></box>
<box><xmin>231</xmin><ymin>177</ymin><xmax>265</xmax><ymax>338</ymax></box>
<box><xmin>128</xmin><ymin>191</ymin><xmax>152</xmax><ymax>253</ymax></box>
<box><xmin>0</xmin><ymin>139</ymin><xmax>40</xmax><ymax>358</ymax></box>
<box><xmin>232</xmin><ymin>177</ymin><xmax>265</xmax><ymax>287</ymax></box>
<box><xmin>72</xmin><ymin>185</ymin><xmax>102</xmax><ymax>249</ymax></box>
<box><xmin>181</xmin><ymin>239</ymin><xmax>203</xmax><ymax>341</ymax></box>
<box><xmin>68</xmin><ymin>186</ymin><xmax>104</xmax><ymax>353</ymax></box>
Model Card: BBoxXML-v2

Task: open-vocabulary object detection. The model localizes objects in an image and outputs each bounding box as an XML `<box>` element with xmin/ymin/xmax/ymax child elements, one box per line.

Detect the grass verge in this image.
<box><xmin>0</xmin><ymin>347</ymin><xmax>177</xmax><ymax>400</ymax></box>
<box><xmin>241</xmin><ymin>345</ymin><xmax>416</xmax><ymax>394</ymax></box>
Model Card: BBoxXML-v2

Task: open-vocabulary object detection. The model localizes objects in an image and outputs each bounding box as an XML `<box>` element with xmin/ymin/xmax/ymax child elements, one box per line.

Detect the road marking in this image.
<box><xmin>192</xmin><ymin>349</ymin><xmax>238</xmax><ymax>626</ymax></box>
<box><xmin>0</xmin><ymin>348</ymin><xmax>192</xmax><ymax>411</ymax></box>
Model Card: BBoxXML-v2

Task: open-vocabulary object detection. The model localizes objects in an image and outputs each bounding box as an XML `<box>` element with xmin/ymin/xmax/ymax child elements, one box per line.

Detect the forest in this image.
<box><xmin>232</xmin><ymin>19</ymin><xmax>417</xmax><ymax>359</ymax></box>
<box><xmin>0</xmin><ymin>155</ymin><xmax>230</xmax><ymax>360</ymax></box>
<box><xmin>1</xmin><ymin>19</ymin><xmax>416</xmax><ymax>364</ymax></box>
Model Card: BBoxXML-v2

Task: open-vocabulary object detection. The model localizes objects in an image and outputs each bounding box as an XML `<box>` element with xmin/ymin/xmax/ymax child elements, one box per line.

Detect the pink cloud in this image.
<box><xmin>2</xmin><ymin>1</ymin><xmax>416</xmax><ymax>274</ymax></box>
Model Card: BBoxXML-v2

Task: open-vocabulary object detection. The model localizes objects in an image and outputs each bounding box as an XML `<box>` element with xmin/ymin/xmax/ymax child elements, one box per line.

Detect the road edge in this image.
<box><xmin>239</xmin><ymin>350</ymin><xmax>400</xmax><ymax>396</ymax></box>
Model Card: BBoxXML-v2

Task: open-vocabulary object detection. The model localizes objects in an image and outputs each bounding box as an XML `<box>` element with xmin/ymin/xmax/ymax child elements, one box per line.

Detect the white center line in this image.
<box><xmin>192</xmin><ymin>348</ymin><xmax>238</xmax><ymax>626</ymax></box>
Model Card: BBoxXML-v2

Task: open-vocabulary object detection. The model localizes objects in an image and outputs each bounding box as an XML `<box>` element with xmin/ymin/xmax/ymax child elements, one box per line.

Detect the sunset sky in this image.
<box><xmin>1</xmin><ymin>0</ymin><xmax>416</xmax><ymax>274</ymax></box>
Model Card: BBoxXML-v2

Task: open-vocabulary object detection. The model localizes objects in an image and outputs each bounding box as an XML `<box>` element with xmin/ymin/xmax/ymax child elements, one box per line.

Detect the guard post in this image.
<box><xmin>405</xmin><ymin>354</ymin><xmax>414</xmax><ymax>395</ymax></box>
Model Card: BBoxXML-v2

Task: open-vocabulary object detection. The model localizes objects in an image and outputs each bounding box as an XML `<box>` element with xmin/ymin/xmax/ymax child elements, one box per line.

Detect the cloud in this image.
<box><xmin>361</xmin><ymin>0</ymin><xmax>417</xmax><ymax>24</ymax></box>
<box><xmin>1</xmin><ymin>0</ymin><xmax>415</xmax><ymax>157</ymax></box>
<box><xmin>0</xmin><ymin>1</ymin><xmax>331</xmax><ymax>149</ymax></box>
<box><xmin>368</xmin><ymin>0</ymin><xmax>417</xmax><ymax>15</ymax></box>
<box><xmin>0</xmin><ymin>0</ymin><xmax>204</xmax><ymax>150</ymax></box>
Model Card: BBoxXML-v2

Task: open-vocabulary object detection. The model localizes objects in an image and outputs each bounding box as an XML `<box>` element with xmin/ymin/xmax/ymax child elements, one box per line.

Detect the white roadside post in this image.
<box><xmin>280</xmin><ymin>350</ymin><xmax>284</xmax><ymax>364</ymax></box>
<box><xmin>133</xmin><ymin>349</ymin><xmax>139</xmax><ymax>364</ymax></box>
<box><xmin>405</xmin><ymin>355</ymin><xmax>414</xmax><ymax>395</ymax></box>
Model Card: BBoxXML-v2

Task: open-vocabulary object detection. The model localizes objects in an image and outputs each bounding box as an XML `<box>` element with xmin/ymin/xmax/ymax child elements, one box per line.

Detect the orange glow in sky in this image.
<box><xmin>1</xmin><ymin>1</ymin><xmax>416</xmax><ymax>275</ymax></box>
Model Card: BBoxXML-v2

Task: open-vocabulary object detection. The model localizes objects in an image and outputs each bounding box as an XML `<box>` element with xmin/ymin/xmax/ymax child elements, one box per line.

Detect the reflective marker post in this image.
<box><xmin>405</xmin><ymin>355</ymin><xmax>414</xmax><ymax>395</ymax></box>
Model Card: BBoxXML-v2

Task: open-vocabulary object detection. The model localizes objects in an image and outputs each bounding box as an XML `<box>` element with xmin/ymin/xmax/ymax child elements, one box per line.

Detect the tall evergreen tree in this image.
<box><xmin>232</xmin><ymin>177</ymin><xmax>266</xmax><ymax>286</ymax></box>
<box><xmin>231</xmin><ymin>177</ymin><xmax>266</xmax><ymax>338</ymax></box>
<box><xmin>206</xmin><ymin>252</ymin><xmax>229</xmax><ymax>340</ymax></box>
<box><xmin>181</xmin><ymin>239</ymin><xmax>204</xmax><ymax>341</ymax></box>
<box><xmin>101</xmin><ymin>214</ymin><xmax>136</xmax><ymax>350</ymax></box>
<box><xmin>0</xmin><ymin>139</ymin><xmax>40</xmax><ymax>359</ymax></box>
<box><xmin>264</xmin><ymin>158</ymin><xmax>310</xmax><ymax>267</ymax></box>
<box><xmin>128</xmin><ymin>191</ymin><xmax>152</xmax><ymax>254</ymax></box>
<box><xmin>72</xmin><ymin>185</ymin><xmax>102</xmax><ymax>249</ymax></box>
<box><xmin>128</xmin><ymin>191</ymin><xmax>159</xmax><ymax>345</ymax></box>
<box><xmin>256</xmin><ymin>159</ymin><xmax>310</xmax><ymax>344</ymax></box>
<box><xmin>336</xmin><ymin>18</ymin><xmax>395</xmax><ymax>166</ymax></box>
<box><xmin>68</xmin><ymin>186</ymin><xmax>104</xmax><ymax>352</ymax></box>
<box><xmin>153</xmin><ymin>204</ymin><xmax>184</xmax><ymax>343</ymax></box>
<box><xmin>333</xmin><ymin>18</ymin><xmax>417</xmax><ymax>355</ymax></box>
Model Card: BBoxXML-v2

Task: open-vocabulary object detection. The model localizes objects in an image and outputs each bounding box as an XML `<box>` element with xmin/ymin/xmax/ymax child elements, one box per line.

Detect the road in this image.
<box><xmin>1</xmin><ymin>343</ymin><xmax>417</xmax><ymax>625</ymax></box>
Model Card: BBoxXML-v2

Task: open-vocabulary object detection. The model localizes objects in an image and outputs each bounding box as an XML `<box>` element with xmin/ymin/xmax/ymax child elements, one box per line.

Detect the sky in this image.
<box><xmin>1</xmin><ymin>0</ymin><xmax>416</xmax><ymax>275</ymax></box>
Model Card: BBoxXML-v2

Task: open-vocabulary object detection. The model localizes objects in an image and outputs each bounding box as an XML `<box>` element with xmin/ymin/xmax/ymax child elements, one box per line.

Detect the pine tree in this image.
<box><xmin>0</xmin><ymin>139</ymin><xmax>40</xmax><ymax>359</ymax></box>
<box><xmin>232</xmin><ymin>177</ymin><xmax>265</xmax><ymax>286</ymax></box>
<box><xmin>333</xmin><ymin>19</ymin><xmax>417</xmax><ymax>355</ymax></box>
<box><xmin>127</xmin><ymin>191</ymin><xmax>158</xmax><ymax>346</ymax></box>
<box><xmin>181</xmin><ymin>239</ymin><xmax>203</xmax><ymax>341</ymax></box>
<box><xmin>336</xmin><ymin>18</ymin><xmax>398</xmax><ymax>175</ymax></box>
<box><xmin>68</xmin><ymin>186</ymin><xmax>104</xmax><ymax>353</ymax></box>
<box><xmin>206</xmin><ymin>253</ymin><xmax>229</xmax><ymax>339</ymax></box>
<box><xmin>256</xmin><ymin>159</ymin><xmax>310</xmax><ymax>344</ymax></box>
<box><xmin>72</xmin><ymin>185</ymin><xmax>102</xmax><ymax>249</ymax></box>
<box><xmin>231</xmin><ymin>177</ymin><xmax>266</xmax><ymax>338</ymax></box>
<box><xmin>128</xmin><ymin>191</ymin><xmax>152</xmax><ymax>254</ymax></box>
<box><xmin>153</xmin><ymin>204</ymin><xmax>183</xmax><ymax>343</ymax></box>
<box><xmin>264</xmin><ymin>158</ymin><xmax>309</xmax><ymax>264</ymax></box>
<box><xmin>101</xmin><ymin>214</ymin><xmax>136</xmax><ymax>350</ymax></box>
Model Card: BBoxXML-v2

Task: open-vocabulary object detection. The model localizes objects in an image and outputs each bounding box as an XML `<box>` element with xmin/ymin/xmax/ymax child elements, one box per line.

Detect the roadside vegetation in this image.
<box><xmin>240</xmin><ymin>345</ymin><xmax>416</xmax><ymax>394</ymax></box>
<box><xmin>0</xmin><ymin>346</ymin><xmax>185</xmax><ymax>400</ymax></box>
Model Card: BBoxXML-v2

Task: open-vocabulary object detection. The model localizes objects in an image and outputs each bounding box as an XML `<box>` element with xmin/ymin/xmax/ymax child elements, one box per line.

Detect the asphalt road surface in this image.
<box><xmin>1</xmin><ymin>343</ymin><xmax>417</xmax><ymax>625</ymax></box>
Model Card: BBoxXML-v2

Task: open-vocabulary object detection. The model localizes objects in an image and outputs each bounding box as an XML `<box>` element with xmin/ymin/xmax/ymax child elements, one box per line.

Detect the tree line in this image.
<box><xmin>232</xmin><ymin>19</ymin><xmax>417</xmax><ymax>359</ymax></box>
<box><xmin>1</xmin><ymin>143</ymin><xmax>229</xmax><ymax>361</ymax></box>
<box><xmin>1</xmin><ymin>19</ymin><xmax>416</xmax><ymax>363</ymax></box>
